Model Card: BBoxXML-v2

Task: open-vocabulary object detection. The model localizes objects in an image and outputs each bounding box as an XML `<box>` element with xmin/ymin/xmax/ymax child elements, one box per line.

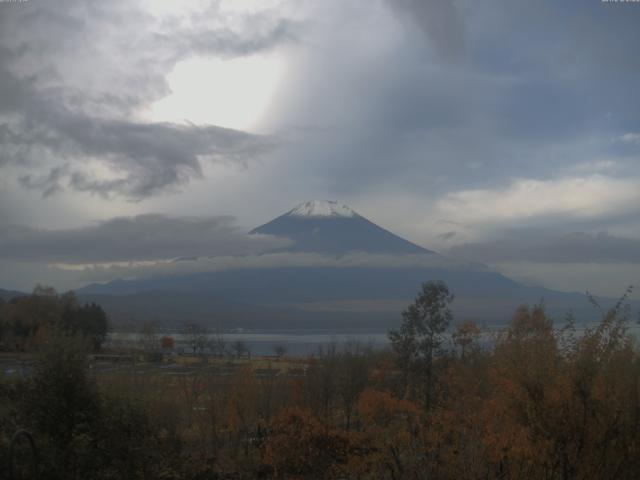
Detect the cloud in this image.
<box><xmin>435</xmin><ymin>175</ymin><xmax>640</xmax><ymax>227</ymax></box>
<box><xmin>618</xmin><ymin>133</ymin><xmax>640</xmax><ymax>144</ymax></box>
<box><xmin>489</xmin><ymin>261</ymin><xmax>639</xmax><ymax>298</ymax></box>
<box><xmin>0</xmin><ymin>0</ymin><xmax>295</xmax><ymax>199</ymax></box>
<box><xmin>12</xmin><ymin>105</ymin><xmax>278</xmax><ymax>199</ymax></box>
<box><xmin>264</xmin><ymin>0</ymin><xmax>640</xmax><ymax>212</ymax></box>
<box><xmin>449</xmin><ymin>232</ymin><xmax>640</xmax><ymax>264</ymax></box>
<box><xmin>384</xmin><ymin>0</ymin><xmax>465</xmax><ymax>62</ymax></box>
<box><xmin>0</xmin><ymin>214</ymin><xmax>289</xmax><ymax>264</ymax></box>
<box><xmin>69</xmin><ymin>251</ymin><xmax>482</xmax><ymax>284</ymax></box>
<box><xmin>437</xmin><ymin>231</ymin><xmax>457</xmax><ymax>241</ymax></box>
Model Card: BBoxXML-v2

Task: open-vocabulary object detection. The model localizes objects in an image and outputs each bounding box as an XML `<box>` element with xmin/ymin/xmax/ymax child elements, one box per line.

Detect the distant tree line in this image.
<box><xmin>0</xmin><ymin>286</ymin><xmax>108</xmax><ymax>352</ymax></box>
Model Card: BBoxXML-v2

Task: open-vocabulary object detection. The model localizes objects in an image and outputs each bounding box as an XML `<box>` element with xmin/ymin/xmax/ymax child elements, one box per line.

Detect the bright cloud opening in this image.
<box><xmin>147</xmin><ymin>54</ymin><xmax>285</xmax><ymax>133</ymax></box>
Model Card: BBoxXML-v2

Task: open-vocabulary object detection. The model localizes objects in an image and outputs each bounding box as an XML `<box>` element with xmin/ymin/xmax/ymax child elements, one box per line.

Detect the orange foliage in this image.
<box><xmin>349</xmin><ymin>389</ymin><xmax>425</xmax><ymax>478</ymax></box>
<box><xmin>227</xmin><ymin>366</ymin><xmax>258</xmax><ymax>434</ymax></box>
<box><xmin>262</xmin><ymin>407</ymin><xmax>349</xmax><ymax>479</ymax></box>
<box><xmin>160</xmin><ymin>335</ymin><xmax>175</xmax><ymax>349</ymax></box>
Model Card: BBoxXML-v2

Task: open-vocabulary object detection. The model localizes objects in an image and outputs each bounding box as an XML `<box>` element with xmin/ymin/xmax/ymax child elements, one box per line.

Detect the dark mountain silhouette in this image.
<box><xmin>0</xmin><ymin>288</ymin><xmax>27</xmax><ymax>301</ymax></box>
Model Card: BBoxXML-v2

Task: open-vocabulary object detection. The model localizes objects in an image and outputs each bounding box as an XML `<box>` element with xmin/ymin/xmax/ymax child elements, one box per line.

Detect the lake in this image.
<box><xmin>107</xmin><ymin>331</ymin><xmax>392</xmax><ymax>356</ymax></box>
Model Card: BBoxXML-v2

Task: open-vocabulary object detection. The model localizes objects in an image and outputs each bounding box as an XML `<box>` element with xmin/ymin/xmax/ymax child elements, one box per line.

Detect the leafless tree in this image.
<box><xmin>273</xmin><ymin>344</ymin><xmax>287</xmax><ymax>359</ymax></box>
<box><xmin>232</xmin><ymin>340</ymin><xmax>249</xmax><ymax>359</ymax></box>
<box><xmin>184</xmin><ymin>322</ymin><xmax>209</xmax><ymax>355</ymax></box>
<box><xmin>139</xmin><ymin>321</ymin><xmax>159</xmax><ymax>353</ymax></box>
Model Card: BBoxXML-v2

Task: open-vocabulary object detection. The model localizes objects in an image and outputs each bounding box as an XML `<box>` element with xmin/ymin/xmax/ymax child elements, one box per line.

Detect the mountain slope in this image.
<box><xmin>250</xmin><ymin>200</ymin><xmax>433</xmax><ymax>255</ymax></box>
<box><xmin>77</xmin><ymin>267</ymin><xmax>617</xmax><ymax>329</ymax></box>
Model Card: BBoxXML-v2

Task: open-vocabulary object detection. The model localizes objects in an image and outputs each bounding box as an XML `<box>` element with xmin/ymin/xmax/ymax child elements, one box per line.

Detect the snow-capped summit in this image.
<box><xmin>288</xmin><ymin>200</ymin><xmax>357</xmax><ymax>218</ymax></box>
<box><xmin>251</xmin><ymin>201</ymin><xmax>433</xmax><ymax>255</ymax></box>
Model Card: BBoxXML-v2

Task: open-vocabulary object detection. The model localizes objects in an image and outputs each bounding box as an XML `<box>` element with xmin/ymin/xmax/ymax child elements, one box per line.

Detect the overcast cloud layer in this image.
<box><xmin>0</xmin><ymin>0</ymin><xmax>639</xmax><ymax>296</ymax></box>
<box><xmin>0</xmin><ymin>214</ymin><xmax>289</xmax><ymax>264</ymax></box>
<box><xmin>0</xmin><ymin>0</ymin><xmax>289</xmax><ymax>199</ymax></box>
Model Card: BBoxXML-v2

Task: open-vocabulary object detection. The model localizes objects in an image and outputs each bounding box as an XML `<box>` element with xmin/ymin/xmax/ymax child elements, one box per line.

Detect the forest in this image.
<box><xmin>1</xmin><ymin>282</ymin><xmax>639</xmax><ymax>479</ymax></box>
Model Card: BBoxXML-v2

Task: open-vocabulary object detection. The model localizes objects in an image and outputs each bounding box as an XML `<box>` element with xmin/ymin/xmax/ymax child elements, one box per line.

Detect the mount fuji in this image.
<box><xmin>250</xmin><ymin>200</ymin><xmax>433</xmax><ymax>255</ymax></box>
<box><xmin>77</xmin><ymin>201</ymin><xmax>614</xmax><ymax>330</ymax></box>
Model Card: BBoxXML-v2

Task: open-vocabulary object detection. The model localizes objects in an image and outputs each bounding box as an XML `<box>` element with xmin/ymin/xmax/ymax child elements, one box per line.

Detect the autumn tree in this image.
<box><xmin>178</xmin><ymin>370</ymin><xmax>206</xmax><ymax>428</ymax></box>
<box><xmin>6</xmin><ymin>286</ymin><xmax>61</xmax><ymax>349</ymax></box>
<box><xmin>226</xmin><ymin>366</ymin><xmax>258</xmax><ymax>458</ymax></box>
<box><xmin>452</xmin><ymin>320</ymin><xmax>482</xmax><ymax>359</ymax></box>
<box><xmin>160</xmin><ymin>335</ymin><xmax>175</xmax><ymax>350</ymax></box>
<box><xmin>352</xmin><ymin>389</ymin><xmax>424</xmax><ymax>479</ymax></box>
<box><xmin>17</xmin><ymin>332</ymin><xmax>168</xmax><ymax>479</ymax></box>
<box><xmin>337</xmin><ymin>342</ymin><xmax>370</xmax><ymax>430</ymax></box>
<box><xmin>263</xmin><ymin>407</ymin><xmax>350</xmax><ymax>479</ymax></box>
<box><xmin>76</xmin><ymin>302</ymin><xmax>108</xmax><ymax>351</ymax></box>
<box><xmin>2</xmin><ymin>288</ymin><xmax>107</xmax><ymax>352</ymax></box>
<box><xmin>59</xmin><ymin>292</ymin><xmax>108</xmax><ymax>351</ymax></box>
<box><xmin>305</xmin><ymin>344</ymin><xmax>339</xmax><ymax>422</ymax></box>
<box><xmin>558</xmin><ymin>288</ymin><xmax>640</xmax><ymax>478</ymax></box>
<box><xmin>19</xmin><ymin>332</ymin><xmax>99</xmax><ymax>478</ymax></box>
<box><xmin>388</xmin><ymin>280</ymin><xmax>454</xmax><ymax>410</ymax></box>
<box><xmin>0</xmin><ymin>297</ymin><xmax>6</xmax><ymax>347</ymax></box>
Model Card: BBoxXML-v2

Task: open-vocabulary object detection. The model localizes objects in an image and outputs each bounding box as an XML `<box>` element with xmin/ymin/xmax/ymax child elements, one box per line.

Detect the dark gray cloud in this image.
<box><xmin>449</xmin><ymin>232</ymin><xmax>640</xmax><ymax>264</ymax></box>
<box><xmin>0</xmin><ymin>0</ymin><xmax>294</xmax><ymax>198</ymax></box>
<box><xmin>0</xmin><ymin>0</ymin><xmax>299</xmax><ymax>113</ymax></box>
<box><xmin>12</xmin><ymin>101</ymin><xmax>277</xmax><ymax>198</ymax></box>
<box><xmin>3</xmin><ymin>0</ymin><xmax>640</xmax><ymax>203</ymax></box>
<box><xmin>0</xmin><ymin>214</ymin><xmax>289</xmax><ymax>263</ymax></box>
<box><xmin>384</xmin><ymin>0</ymin><xmax>465</xmax><ymax>62</ymax></box>
<box><xmin>269</xmin><ymin>0</ymin><xmax>640</xmax><ymax>203</ymax></box>
<box><xmin>437</xmin><ymin>231</ymin><xmax>457</xmax><ymax>241</ymax></box>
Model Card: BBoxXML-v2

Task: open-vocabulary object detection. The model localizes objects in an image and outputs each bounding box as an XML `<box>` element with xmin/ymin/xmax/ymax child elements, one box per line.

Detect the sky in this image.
<box><xmin>0</xmin><ymin>0</ymin><xmax>639</xmax><ymax>297</ymax></box>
